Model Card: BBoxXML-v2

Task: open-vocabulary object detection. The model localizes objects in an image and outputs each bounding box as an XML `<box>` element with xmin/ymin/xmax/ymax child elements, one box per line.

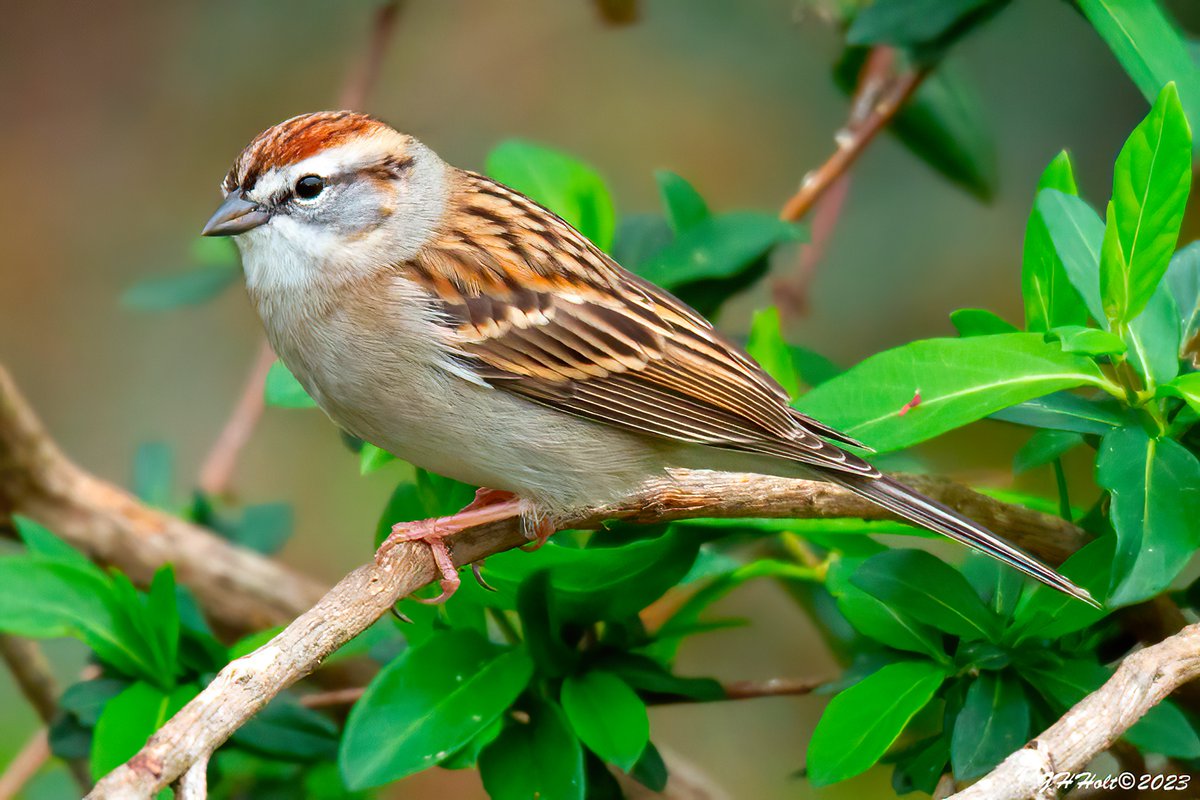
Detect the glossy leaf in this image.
<box><xmin>990</xmin><ymin>391</ymin><xmax>1130</xmax><ymax>435</ymax></box>
<box><xmin>1023</xmin><ymin>151</ymin><xmax>1088</xmax><ymax>331</ymax></box>
<box><xmin>359</xmin><ymin>443</ymin><xmax>397</xmax><ymax>475</ymax></box>
<box><xmin>121</xmin><ymin>262</ymin><xmax>240</xmax><ymax>311</ymax></box>
<box><xmin>847</xmin><ymin>0</ymin><xmax>1003</xmax><ymax>49</ymax></box>
<box><xmin>13</xmin><ymin>516</ymin><xmax>92</xmax><ymax>567</ymax></box>
<box><xmin>1047</xmin><ymin>326</ymin><xmax>1125</xmax><ymax>357</ymax></box>
<box><xmin>746</xmin><ymin>306</ymin><xmax>800</xmax><ymax>397</ymax></box>
<box><xmin>636</xmin><ymin>212</ymin><xmax>803</xmax><ymax>291</ymax></box>
<box><xmin>1099</xmin><ymin>83</ymin><xmax>1192</xmax><ymax>325</ymax></box>
<box><xmin>1025</xmin><ymin>658</ymin><xmax>1200</xmax><ymax>757</ymax></box>
<box><xmin>233</xmin><ymin>503</ymin><xmax>294</xmax><ymax>555</ymax></box>
<box><xmin>611</xmin><ymin>214</ymin><xmax>673</xmax><ymax>270</ymax></box>
<box><xmin>950</xmin><ymin>672</ymin><xmax>1030</xmax><ymax>780</ymax></box>
<box><xmin>339</xmin><ymin>630</ymin><xmax>533</xmax><ymax>788</ymax></box>
<box><xmin>1013</xmin><ymin>429</ymin><xmax>1084</xmax><ymax>474</ymax></box>
<box><xmin>850</xmin><ymin>550</ymin><xmax>1000</xmax><ymax>641</ymax></box>
<box><xmin>90</xmin><ymin>681</ymin><xmax>197</xmax><ymax>779</ymax></box>
<box><xmin>560</xmin><ymin>671</ymin><xmax>649</xmax><ymax>771</ymax></box>
<box><xmin>486</xmin><ymin>140</ymin><xmax>616</xmax><ymax>251</ymax></box>
<box><xmin>1012</xmin><ymin>536</ymin><xmax>1113</xmax><ymax>641</ymax></box>
<box><xmin>1164</xmin><ymin>241</ymin><xmax>1200</xmax><ymax>350</ymax></box>
<box><xmin>1161</xmin><ymin>372</ymin><xmax>1200</xmax><ymax>415</ymax></box>
<box><xmin>950</xmin><ymin>308</ymin><xmax>1018</xmax><ymax>337</ymax></box>
<box><xmin>479</xmin><ymin>700</ymin><xmax>584</xmax><ymax>800</ymax></box>
<box><xmin>1035</xmin><ymin>189</ymin><xmax>1106</xmax><ymax>323</ymax></box>
<box><xmin>835</xmin><ymin>588</ymin><xmax>946</xmax><ymax>659</ymax></box>
<box><xmin>806</xmin><ymin>660</ymin><xmax>947</xmax><ymax>786</ymax></box>
<box><xmin>790</xmin><ymin>345</ymin><xmax>843</xmax><ymax>387</ymax></box>
<box><xmin>264</xmin><ymin>360</ymin><xmax>317</xmax><ymax>409</ymax></box>
<box><xmin>131</xmin><ymin>442</ymin><xmax>173</xmax><ymax>509</ymax></box>
<box><xmin>232</xmin><ymin>693</ymin><xmax>339</xmax><ymax>762</ymax></box>
<box><xmin>655</xmin><ymin>170</ymin><xmax>709</xmax><ymax>233</ymax></box>
<box><xmin>1098</xmin><ymin>426</ymin><xmax>1200</xmax><ymax>605</ymax></box>
<box><xmin>1078</xmin><ymin>0</ymin><xmax>1200</xmax><ymax>140</ymax></box>
<box><xmin>795</xmin><ymin>333</ymin><xmax>1110</xmax><ymax>452</ymax></box>
<box><xmin>962</xmin><ymin>555</ymin><xmax>1023</xmax><ymax>618</ymax></box>
<box><xmin>1122</xmin><ymin>284</ymin><xmax>1180</xmax><ymax>390</ymax></box>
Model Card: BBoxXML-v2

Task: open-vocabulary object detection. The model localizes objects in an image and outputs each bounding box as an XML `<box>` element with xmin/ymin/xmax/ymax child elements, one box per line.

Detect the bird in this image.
<box><xmin>202</xmin><ymin>111</ymin><xmax>1096</xmax><ymax>607</ymax></box>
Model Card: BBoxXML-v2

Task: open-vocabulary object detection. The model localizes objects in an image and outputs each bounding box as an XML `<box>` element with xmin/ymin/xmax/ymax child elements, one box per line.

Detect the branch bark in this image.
<box><xmin>0</xmin><ymin>364</ymin><xmax>327</xmax><ymax>635</ymax></box>
<box><xmin>83</xmin><ymin>461</ymin><xmax>1087</xmax><ymax>798</ymax></box>
<box><xmin>948</xmin><ymin>623</ymin><xmax>1200</xmax><ymax>800</ymax></box>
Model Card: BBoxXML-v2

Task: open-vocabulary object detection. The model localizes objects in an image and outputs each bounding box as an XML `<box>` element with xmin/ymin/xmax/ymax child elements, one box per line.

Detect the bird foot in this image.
<box><xmin>376</xmin><ymin>489</ymin><xmax>525</xmax><ymax>604</ymax></box>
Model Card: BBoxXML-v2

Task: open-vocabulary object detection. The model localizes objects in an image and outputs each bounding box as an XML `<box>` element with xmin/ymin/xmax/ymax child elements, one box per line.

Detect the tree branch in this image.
<box><xmin>779</xmin><ymin>47</ymin><xmax>928</xmax><ymax>224</ymax></box>
<box><xmin>84</xmin><ymin>461</ymin><xmax>1087</xmax><ymax>798</ymax></box>
<box><xmin>0</xmin><ymin>730</ymin><xmax>51</xmax><ymax>800</ymax></box>
<box><xmin>948</xmin><ymin>623</ymin><xmax>1200</xmax><ymax>800</ymax></box>
<box><xmin>0</xmin><ymin>364</ymin><xmax>327</xmax><ymax>635</ymax></box>
<box><xmin>196</xmin><ymin>339</ymin><xmax>274</xmax><ymax>497</ymax></box>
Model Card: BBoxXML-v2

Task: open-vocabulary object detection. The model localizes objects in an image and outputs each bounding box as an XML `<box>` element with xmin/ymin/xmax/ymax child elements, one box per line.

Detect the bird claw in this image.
<box><xmin>472</xmin><ymin>561</ymin><xmax>497</xmax><ymax>592</ymax></box>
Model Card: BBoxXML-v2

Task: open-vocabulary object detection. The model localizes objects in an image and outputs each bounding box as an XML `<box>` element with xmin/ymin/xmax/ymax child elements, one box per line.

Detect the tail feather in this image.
<box><xmin>835</xmin><ymin>473</ymin><xmax>1098</xmax><ymax>608</ymax></box>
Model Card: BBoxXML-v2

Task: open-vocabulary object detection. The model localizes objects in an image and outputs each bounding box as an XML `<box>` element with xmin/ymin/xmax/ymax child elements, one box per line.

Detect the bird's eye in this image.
<box><xmin>295</xmin><ymin>175</ymin><xmax>325</xmax><ymax>200</ymax></box>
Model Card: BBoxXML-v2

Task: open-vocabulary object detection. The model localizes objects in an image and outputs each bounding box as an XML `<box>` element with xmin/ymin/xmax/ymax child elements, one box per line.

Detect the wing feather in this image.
<box><xmin>410</xmin><ymin>171</ymin><xmax>877</xmax><ymax>477</ymax></box>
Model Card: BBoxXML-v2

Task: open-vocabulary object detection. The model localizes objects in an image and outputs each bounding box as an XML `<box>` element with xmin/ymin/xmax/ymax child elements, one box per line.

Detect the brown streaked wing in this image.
<box><xmin>407</xmin><ymin>171</ymin><xmax>878</xmax><ymax>477</ymax></box>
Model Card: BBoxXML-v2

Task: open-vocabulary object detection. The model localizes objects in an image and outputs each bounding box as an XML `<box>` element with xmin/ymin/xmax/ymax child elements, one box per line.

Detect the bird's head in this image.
<box><xmin>202</xmin><ymin>111</ymin><xmax>448</xmax><ymax>291</ymax></box>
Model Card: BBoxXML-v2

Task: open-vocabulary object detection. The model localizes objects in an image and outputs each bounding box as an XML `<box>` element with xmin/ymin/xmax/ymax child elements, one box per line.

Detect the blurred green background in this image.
<box><xmin>1</xmin><ymin>0</ymin><xmax>1195</xmax><ymax>797</ymax></box>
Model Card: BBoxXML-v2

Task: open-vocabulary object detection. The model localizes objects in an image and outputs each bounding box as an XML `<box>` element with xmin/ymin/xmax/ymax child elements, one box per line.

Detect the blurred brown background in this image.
<box><xmin>1</xmin><ymin>0</ymin><xmax>1191</xmax><ymax>797</ymax></box>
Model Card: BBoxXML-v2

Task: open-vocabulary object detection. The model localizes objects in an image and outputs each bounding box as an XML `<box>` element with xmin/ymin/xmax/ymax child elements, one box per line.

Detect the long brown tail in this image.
<box><xmin>833</xmin><ymin>473</ymin><xmax>1098</xmax><ymax>608</ymax></box>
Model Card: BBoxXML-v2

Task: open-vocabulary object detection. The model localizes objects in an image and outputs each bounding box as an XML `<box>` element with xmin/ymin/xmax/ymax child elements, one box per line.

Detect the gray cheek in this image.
<box><xmin>320</xmin><ymin>185</ymin><xmax>388</xmax><ymax>237</ymax></box>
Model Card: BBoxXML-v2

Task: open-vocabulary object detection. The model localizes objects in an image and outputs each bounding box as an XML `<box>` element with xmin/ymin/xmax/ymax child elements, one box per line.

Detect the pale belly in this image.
<box><xmin>264</xmin><ymin>300</ymin><xmax>671</xmax><ymax>514</ymax></box>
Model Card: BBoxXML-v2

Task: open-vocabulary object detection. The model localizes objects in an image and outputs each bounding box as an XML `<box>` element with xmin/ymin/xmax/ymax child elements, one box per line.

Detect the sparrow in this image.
<box><xmin>202</xmin><ymin>111</ymin><xmax>1095</xmax><ymax>607</ymax></box>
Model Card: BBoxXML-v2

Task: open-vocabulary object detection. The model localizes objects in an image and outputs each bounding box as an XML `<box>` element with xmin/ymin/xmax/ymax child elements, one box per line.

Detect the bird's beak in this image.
<box><xmin>201</xmin><ymin>191</ymin><xmax>270</xmax><ymax>237</ymax></box>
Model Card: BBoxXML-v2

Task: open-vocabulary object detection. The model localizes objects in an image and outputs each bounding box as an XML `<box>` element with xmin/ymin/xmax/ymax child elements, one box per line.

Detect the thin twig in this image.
<box><xmin>336</xmin><ymin>1</ymin><xmax>402</xmax><ymax>111</ymax></box>
<box><xmin>196</xmin><ymin>0</ymin><xmax>403</xmax><ymax>498</ymax></box>
<box><xmin>173</xmin><ymin>754</ymin><xmax>208</xmax><ymax>800</ymax></box>
<box><xmin>297</xmin><ymin>676</ymin><xmax>828</xmax><ymax>711</ymax></box>
<box><xmin>196</xmin><ymin>339</ymin><xmax>274</xmax><ymax>497</ymax></box>
<box><xmin>948</xmin><ymin>623</ymin><xmax>1200</xmax><ymax>800</ymax></box>
<box><xmin>0</xmin><ymin>730</ymin><xmax>50</xmax><ymax>800</ymax></box>
<box><xmin>779</xmin><ymin>47</ymin><xmax>928</xmax><ymax>223</ymax></box>
<box><xmin>0</xmin><ymin>635</ymin><xmax>92</xmax><ymax>792</ymax></box>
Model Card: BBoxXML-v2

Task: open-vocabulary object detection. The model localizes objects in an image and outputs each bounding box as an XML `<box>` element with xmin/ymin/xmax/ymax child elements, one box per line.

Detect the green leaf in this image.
<box><xmin>486</xmin><ymin>140</ymin><xmax>616</xmax><ymax>251</ymax></box>
<box><xmin>611</xmin><ymin>214</ymin><xmax>673</xmax><ymax>270</ymax></box>
<box><xmin>655</xmin><ymin>171</ymin><xmax>709</xmax><ymax>234</ymax></box>
<box><xmin>144</xmin><ymin>567</ymin><xmax>180</xmax><ymax>681</ymax></box>
<box><xmin>1100</xmin><ymin>83</ymin><xmax>1192</xmax><ymax>325</ymax></box>
<box><xmin>795</xmin><ymin>333</ymin><xmax>1110</xmax><ymax>452</ymax></box>
<box><xmin>630</xmin><ymin>742</ymin><xmax>668</xmax><ymax>792</ymax></box>
<box><xmin>850</xmin><ymin>550</ymin><xmax>1000</xmax><ymax>641</ymax></box>
<box><xmin>1013</xmin><ymin>429</ymin><xmax>1084</xmax><ymax>474</ymax></box>
<box><xmin>1035</xmin><ymin>189</ymin><xmax>1106</xmax><ymax>323</ymax></box>
<box><xmin>1023</xmin><ymin>151</ymin><xmax>1088</xmax><ymax>331</ymax></box>
<box><xmin>1122</xmin><ymin>284</ymin><xmax>1181</xmax><ymax>390</ymax></box>
<box><xmin>1024</xmin><ymin>658</ymin><xmax>1200</xmax><ymax>757</ymax></box>
<box><xmin>790</xmin><ymin>345</ymin><xmax>844</xmax><ymax>387</ymax></box>
<box><xmin>131</xmin><ymin>442</ymin><xmax>173</xmax><ymax>509</ymax></box>
<box><xmin>0</xmin><ymin>557</ymin><xmax>157</xmax><ymax>680</ymax></box>
<box><xmin>636</xmin><ymin>212</ymin><xmax>804</xmax><ymax>312</ymax></box>
<box><xmin>806</xmin><ymin>660</ymin><xmax>947</xmax><ymax>786</ymax></box>
<box><xmin>1098</xmin><ymin>425</ymin><xmax>1200</xmax><ymax>605</ymax></box>
<box><xmin>1078</xmin><ymin>0</ymin><xmax>1200</xmax><ymax>141</ymax></box>
<box><xmin>60</xmin><ymin>677</ymin><xmax>131</xmax><ymax>726</ymax></box>
<box><xmin>891</xmin><ymin>734</ymin><xmax>951</xmax><ymax>796</ymax></box>
<box><xmin>592</xmin><ymin>652</ymin><xmax>725</xmax><ymax>703</ymax></box>
<box><xmin>746</xmin><ymin>306</ymin><xmax>800</xmax><ymax>397</ymax></box>
<box><xmin>441</xmin><ymin>717</ymin><xmax>504</xmax><ymax>771</ymax></box>
<box><xmin>1047</xmin><ymin>326</ymin><xmax>1126</xmax><ymax>356</ymax></box>
<box><xmin>13</xmin><ymin>516</ymin><xmax>91</xmax><ymax>567</ymax></box>
<box><xmin>232</xmin><ymin>693</ymin><xmax>339</xmax><ymax>762</ymax></box>
<box><xmin>481</xmin><ymin>528</ymin><xmax>701</xmax><ymax>622</ymax></box>
<box><xmin>339</xmin><ymin>630</ymin><xmax>533</xmax><ymax>788</ymax></box>
<box><xmin>962</xmin><ymin>554</ymin><xmax>1023</xmax><ymax>618</ymax></box>
<box><xmin>1012</xmin><ymin>536</ymin><xmax>1114</xmax><ymax>641</ymax></box>
<box><xmin>90</xmin><ymin>681</ymin><xmax>197</xmax><ymax>779</ymax></box>
<box><xmin>1164</xmin><ymin>241</ymin><xmax>1200</xmax><ymax>350</ymax></box>
<box><xmin>990</xmin><ymin>391</ymin><xmax>1130</xmax><ymax>435</ymax></box>
<box><xmin>1161</xmin><ymin>371</ymin><xmax>1200</xmax><ymax>414</ymax></box>
<box><xmin>950</xmin><ymin>308</ymin><xmax>1018</xmax><ymax>337</ymax></box>
<box><xmin>264</xmin><ymin>361</ymin><xmax>317</xmax><ymax>409</ymax></box>
<box><xmin>479</xmin><ymin>700</ymin><xmax>584</xmax><ymax>800</ymax></box>
<box><xmin>835</xmin><ymin>588</ymin><xmax>946</xmax><ymax>659</ymax></box>
<box><xmin>950</xmin><ymin>672</ymin><xmax>1030</xmax><ymax>780</ymax></box>
<box><xmin>121</xmin><ymin>262</ymin><xmax>240</xmax><ymax>311</ymax></box>
<box><xmin>233</xmin><ymin>503</ymin><xmax>294</xmax><ymax>555</ymax></box>
<box><xmin>847</xmin><ymin>0</ymin><xmax>1004</xmax><ymax>49</ymax></box>
<box><xmin>560</xmin><ymin>671</ymin><xmax>649</xmax><ymax>772</ymax></box>
<box><xmin>359</xmin><ymin>443</ymin><xmax>397</xmax><ymax>475</ymax></box>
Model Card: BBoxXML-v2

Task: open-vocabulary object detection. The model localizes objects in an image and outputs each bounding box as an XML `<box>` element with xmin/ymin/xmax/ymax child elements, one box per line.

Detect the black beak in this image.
<box><xmin>201</xmin><ymin>191</ymin><xmax>270</xmax><ymax>237</ymax></box>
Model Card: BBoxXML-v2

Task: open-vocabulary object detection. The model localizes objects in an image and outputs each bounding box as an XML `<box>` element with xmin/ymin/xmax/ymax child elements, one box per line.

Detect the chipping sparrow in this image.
<box><xmin>202</xmin><ymin>111</ymin><xmax>1094</xmax><ymax>606</ymax></box>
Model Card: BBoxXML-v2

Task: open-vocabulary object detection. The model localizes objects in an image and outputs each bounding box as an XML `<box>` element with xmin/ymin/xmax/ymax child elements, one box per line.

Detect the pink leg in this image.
<box><xmin>376</xmin><ymin>491</ymin><xmax>528</xmax><ymax>604</ymax></box>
